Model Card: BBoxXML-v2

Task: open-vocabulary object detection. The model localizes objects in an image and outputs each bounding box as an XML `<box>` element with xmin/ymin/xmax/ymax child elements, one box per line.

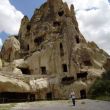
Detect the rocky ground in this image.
<box><xmin>5</xmin><ymin>99</ymin><xmax>109</xmax><ymax>110</ymax></box>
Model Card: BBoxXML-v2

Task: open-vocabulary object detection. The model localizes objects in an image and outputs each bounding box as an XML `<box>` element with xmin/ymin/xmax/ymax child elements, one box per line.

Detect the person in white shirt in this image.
<box><xmin>70</xmin><ymin>91</ymin><xmax>76</xmax><ymax>106</ymax></box>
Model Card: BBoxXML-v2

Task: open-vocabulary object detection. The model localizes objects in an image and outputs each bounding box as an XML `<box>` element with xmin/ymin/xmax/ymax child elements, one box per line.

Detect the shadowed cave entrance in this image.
<box><xmin>58</xmin><ymin>11</ymin><xmax>64</xmax><ymax>16</ymax></box>
<box><xmin>61</xmin><ymin>76</ymin><xmax>74</xmax><ymax>85</ymax></box>
<box><xmin>80</xmin><ymin>90</ymin><xmax>86</xmax><ymax>99</ymax></box>
<box><xmin>75</xmin><ymin>35</ymin><xmax>80</xmax><ymax>44</ymax></box>
<box><xmin>18</xmin><ymin>67</ymin><xmax>31</xmax><ymax>75</ymax></box>
<box><xmin>77</xmin><ymin>72</ymin><xmax>88</xmax><ymax>80</ymax></box>
<box><xmin>0</xmin><ymin>92</ymin><xmax>35</xmax><ymax>103</ymax></box>
<box><xmin>46</xmin><ymin>92</ymin><xmax>53</xmax><ymax>100</ymax></box>
<box><xmin>62</xmin><ymin>64</ymin><xmax>68</xmax><ymax>72</ymax></box>
<box><xmin>53</xmin><ymin>21</ymin><xmax>61</xmax><ymax>27</ymax></box>
<box><xmin>41</xmin><ymin>67</ymin><xmax>47</xmax><ymax>75</ymax></box>
<box><xmin>34</xmin><ymin>36</ymin><xmax>44</xmax><ymax>46</ymax></box>
<box><xmin>83</xmin><ymin>60</ymin><xmax>92</xmax><ymax>66</ymax></box>
<box><xmin>60</xmin><ymin>43</ymin><xmax>64</xmax><ymax>56</ymax></box>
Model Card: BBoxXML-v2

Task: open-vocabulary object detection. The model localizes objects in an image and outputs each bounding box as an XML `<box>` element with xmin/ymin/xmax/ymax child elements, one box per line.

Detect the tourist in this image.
<box><xmin>70</xmin><ymin>91</ymin><xmax>76</xmax><ymax>106</ymax></box>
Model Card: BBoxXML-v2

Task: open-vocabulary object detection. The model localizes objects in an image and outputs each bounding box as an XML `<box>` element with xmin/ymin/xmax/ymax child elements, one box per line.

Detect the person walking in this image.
<box><xmin>70</xmin><ymin>91</ymin><xmax>76</xmax><ymax>106</ymax></box>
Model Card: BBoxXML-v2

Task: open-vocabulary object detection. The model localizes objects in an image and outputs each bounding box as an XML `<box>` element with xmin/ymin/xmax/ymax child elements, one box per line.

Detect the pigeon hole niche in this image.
<box><xmin>75</xmin><ymin>35</ymin><xmax>80</xmax><ymax>44</ymax></box>
<box><xmin>61</xmin><ymin>76</ymin><xmax>74</xmax><ymax>85</ymax></box>
<box><xmin>41</xmin><ymin>66</ymin><xmax>47</xmax><ymax>75</ymax></box>
<box><xmin>60</xmin><ymin>43</ymin><xmax>64</xmax><ymax>56</ymax></box>
<box><xmin>58</xmin><ymin>10</ymin><xmax>64</xmax><ymax>16</ymax></box>
<box><xmin>62</xmin><ymin>64</ymin><xmax>68</xmax><ymax>72</ymax></box>
<box><xmin>53</xmin><ymin>21</ymin><xmax>61</xmax><ymax>27</ymax></box>
<box><xmin>83</xmin><ymin>60</ymin><xmax>92</xmax><ymax>66</ymax></box>
<box><xmin>77</xmin><ymin>72</ymin><xmax>88</xmax><ymax>80</ymax></box>
<box><xmin>26</xmin><ymin>24</ymin><xmax>31</xmax><ymax>31</ymax></box>
<box><xmin>34</xmin><ymin>36</ymin><xmax>45</xmax><ymax>46</ymax></box>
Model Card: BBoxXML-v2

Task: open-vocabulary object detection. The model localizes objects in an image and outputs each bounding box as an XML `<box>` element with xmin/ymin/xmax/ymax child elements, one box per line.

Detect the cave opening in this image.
<box><xmin>0</xmin><ymin>92</ymin><xmax>35</xmax><ymax>103</ymax></box>
<box><xmin>62</xmin><ymin>64</ymin><xmax>68</xmax><ymax>72</ymax></box>
<box><xmin>46</xmin><ymin>92</ymin><xmax>53</xmax><ymax>100</ymax></box>
<box><xmin>34</xmin><ymin>36</ymin><xmax>44</xmax><ymax>46</ymax></box>
<box><xmin>19</xmin><ymin>67</ymin><xmax>31</xmax><ymax>75</ymax></box>
<box><xmin>53</xmin><ymin>21</ymin><xmax>61</xmax><ymax>27</ymax></box>
<box><xmin>58</xmin><ymin>11</ymin><xmax>64</xmax><ymax>16</ymax></box>
<box><xmin>61</xmin><ymin>76</ymin><xmax>74</xmax><ymax>85</ymax></box>
<box><xmin>83</xmin><ymin>60</ymin><xmax>92</xmax><ymax>66</ymax></box>
<box><xmin>75</xmin><ymin>35</ymin><xmax>80</xmax><ymax>43</ymax></box>
<box><xmin>27</xmin><ymin>44</ymin><xmax>29</xmax><ymax>50</ymax></box>
<box><xmin>41</xmin><ymin>67</ymin><xmax>47</xmax><ymax>75</ymax></box>
<box><xmin>77</xmin><ymin>72</ymin><xmax>88</xmax><ymax>80</ymax></box>
<box><xmin>27</xmin><ymin>24</ymin><xmax>31</xmax><ymax>31</ymax></box>
<box><xmin>80</xmin><ymin>90</ymin><xmax>86</xmax><ymax>99</ymax></box>
<box><xmin>60</xmin><ymin>43</ymin><xmax>64</xmax><ymax>56</ymax></box>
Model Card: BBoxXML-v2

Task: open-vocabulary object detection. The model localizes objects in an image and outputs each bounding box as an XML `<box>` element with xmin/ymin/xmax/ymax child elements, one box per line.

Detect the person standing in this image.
<box><xmin>70</xmin><ymin>91</ymin><xmax>76</xmax><ymax>106</ymax></box>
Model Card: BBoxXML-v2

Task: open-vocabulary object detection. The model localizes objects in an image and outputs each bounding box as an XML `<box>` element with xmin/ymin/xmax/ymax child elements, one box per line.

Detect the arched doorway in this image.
<box><xmin>46</xmin><ymin>92</ymin><xmax>53</xmax><ymax>100</ymax></box>
<box><xmin>80</xmin><ymin>90</ymin><xmax>86</xmax><ymax>99</ymax></box>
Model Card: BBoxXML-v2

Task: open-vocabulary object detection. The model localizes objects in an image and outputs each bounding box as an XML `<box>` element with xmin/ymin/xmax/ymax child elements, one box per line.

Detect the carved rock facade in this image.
<box><xmin>0</xmin><ymin>0</ymin><xmax>109</xmax><ymax>101</ymax></box>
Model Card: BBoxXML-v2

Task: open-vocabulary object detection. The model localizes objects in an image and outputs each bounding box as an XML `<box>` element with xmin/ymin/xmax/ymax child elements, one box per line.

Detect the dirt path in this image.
<box><xmin>11</xmin><ymin>99</ymin><xmax>110</xmax><ymax>110</ymax></box>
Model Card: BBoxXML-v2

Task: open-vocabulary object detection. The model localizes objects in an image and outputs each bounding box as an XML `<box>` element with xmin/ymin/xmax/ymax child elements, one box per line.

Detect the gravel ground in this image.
<box><xmin>11</xmin><ymin>99</ymin><xmax>110</xmax><ymax>110</ymax></box>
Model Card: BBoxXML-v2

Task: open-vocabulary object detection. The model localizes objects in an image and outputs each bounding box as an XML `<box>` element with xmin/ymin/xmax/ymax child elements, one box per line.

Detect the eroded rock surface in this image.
<box><xmin>1</xmin><ymin>36</ymin><xmax>20</xmax><ymax>62</ymax></box>
<box><xmin>0</xmin><ymin>0</ymin><xmax>109</xmax><ymax>101</ymax></box>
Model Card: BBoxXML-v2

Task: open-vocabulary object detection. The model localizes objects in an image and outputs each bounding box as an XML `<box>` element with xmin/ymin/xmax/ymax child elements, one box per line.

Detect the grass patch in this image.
<box><xmin>94</xmin><ymin>96</ymin><xmax>110</xmax><ymax>101</ymax></box>
<box><xmin>0</xmin><ymin>103</ymin><xmax>16</xmax><ymax>110</ymax></box>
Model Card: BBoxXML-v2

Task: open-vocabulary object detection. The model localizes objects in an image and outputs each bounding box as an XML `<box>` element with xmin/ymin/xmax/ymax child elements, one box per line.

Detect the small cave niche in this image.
<box><xmin>62</xmin><ymin>64</ymin><xmax>68</xmax><ymax>72</ymax></box>
<box><xmin>41</xmin><ymin>67</ymin><xmax>47</xmax><ymax>75</ymax></box>
<box><xmin>53</xmin><ymin>21</ymin><xmax>61</xmax><ymax>27</ymax></box>
<box><xmin>77</xmin><ymin>72</ymin><xmax>88</xmax><ymax>80</ymax></box>
<box><xmin>34</xmin><ymin>36</ymin><xmax>44</xmax><ymax>46</ymax></box>
<box><xmin>46</xmin><ymin>92</ymin><xmax>53</xmax><ymax>100</ymax></box>
<box><xmin>18</xmin><ymin>67</ymin><xmax>31</xmax><ymax>75</ymax></box>
<box><xmin>75</xmin><ymin>35</ymin><xmax>80</xmax><ymax>44</ymax></box>
<box><xmin>27</xmin><ymin>24</ymin><xmax>31</xmax><ymax>31</ymax></box>
<box><xmin>83</xmin><ymin>60</ymin><xmax>92</xmax><ymax>66</ymax></box>
<box><xmin>58</xmin><ymin>10</ymin><xmax>64</xmax><ymax>16</ymax></box>
<box><xmin>61</xmin><ymin>76</ymin><xmax>74</xmax><ymax>85</ymax></box>
<box><xmin>60</xmin><ymin>43</ymin><xmax>64</xmax><ymax>56</ymax></box>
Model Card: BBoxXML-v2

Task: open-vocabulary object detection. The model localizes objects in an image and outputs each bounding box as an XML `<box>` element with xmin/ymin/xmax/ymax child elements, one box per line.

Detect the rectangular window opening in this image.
<box><xmin>41</xmin><ymin>67</ymin><xmax>47</xmax><ymax>75</ymax></box>
<box><xmin>60</xmin><ymin>43</ymin><xmax>64</xmax><ymax>56</ymax></box>
<box><xmin>62</xmin><ymin>64</ymin><xmax>68</xmax><ymax>72</ymax></box>
<box><xmin>77</xmin><ymin>72</ymin><xmax>88</xmax><ymax>80</ymax></box>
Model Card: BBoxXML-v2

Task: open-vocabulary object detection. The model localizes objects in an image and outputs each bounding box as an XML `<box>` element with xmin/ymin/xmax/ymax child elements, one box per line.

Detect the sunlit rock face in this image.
<box><xmin>1</xmin><ymin>36</ymin><xmax>20</xmax><ymax>62</ymax></box>
<box><xmin>0</xmin><ymin>0</ymin><xmax>109</xmax><ymax>100</ymax></box>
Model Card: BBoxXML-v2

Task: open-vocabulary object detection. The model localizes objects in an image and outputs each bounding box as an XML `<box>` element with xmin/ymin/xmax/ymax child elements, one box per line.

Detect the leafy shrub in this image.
<box><xmin>88</xmin><ymin>71</ymin><xmax>110</xmax><ymax>100</ymax></box>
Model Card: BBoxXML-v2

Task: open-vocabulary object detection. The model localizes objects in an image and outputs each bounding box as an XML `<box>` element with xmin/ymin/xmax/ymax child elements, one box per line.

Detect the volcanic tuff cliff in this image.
<box><xmin>0</xmin><ymin>0</ymin><xmax>110</xmax><ymax>101</ymax></box>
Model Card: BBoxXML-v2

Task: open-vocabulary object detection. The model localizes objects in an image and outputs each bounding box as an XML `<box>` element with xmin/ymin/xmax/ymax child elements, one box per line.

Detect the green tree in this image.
<box><xmin>89</xmin><ymin>71</ymin><xmax>110</xmax><ymax>100</ymax></box>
